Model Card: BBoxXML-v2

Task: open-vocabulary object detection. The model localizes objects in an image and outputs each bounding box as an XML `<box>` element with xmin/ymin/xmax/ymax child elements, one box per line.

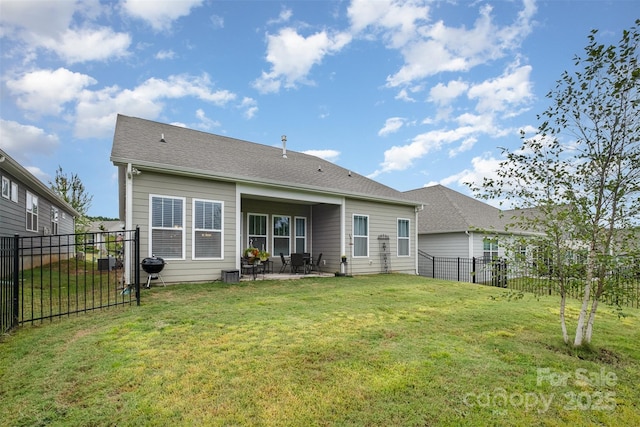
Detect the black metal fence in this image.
<box><xmin>1</xmin><ymin>228</ymin><xmax>140</xmax><ymax>334</ymax></box>
<box><xmin>417</xmin><ymin>250</ymin><xmax>639</xmax><ymax>308</ymax></box>
<box><xmin>418</xmin><ymin>250</ymin><xmax>507</xmax><ymax>287</ymax></box>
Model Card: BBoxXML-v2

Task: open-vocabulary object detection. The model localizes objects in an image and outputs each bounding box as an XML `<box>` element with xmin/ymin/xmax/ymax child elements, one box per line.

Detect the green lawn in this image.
<box><xmin>1</xmin><ymin>275</ymin><xmax>639</xmax><ymax>426</ymax></box>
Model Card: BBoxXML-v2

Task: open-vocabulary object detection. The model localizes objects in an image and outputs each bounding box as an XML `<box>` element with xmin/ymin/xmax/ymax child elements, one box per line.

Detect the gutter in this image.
<box><xmin>110</xmin><ymin>156</ymin><xmax>421</xmax><ymax>208</ymax></box>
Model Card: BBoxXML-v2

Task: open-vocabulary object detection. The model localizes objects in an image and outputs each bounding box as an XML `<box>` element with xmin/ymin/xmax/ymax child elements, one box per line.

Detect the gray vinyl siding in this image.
<box><xmin>131</xmin><ymin>171</ymin><xmax>236</xmax><ymax>283</ymax></box>
<box><xmin>418</xmin><ymin>232</ymin><xmax>470</xmax><ymax>258</ymax></box>
<box><xmin>344</xmin><ymin>198</ymin><xmax>416</xmax><ymax>275</ymax></box>
<box><xmin>1</xmin><ymin>170</ymin><xmax>75</xmax><ymax>237</ymax></box>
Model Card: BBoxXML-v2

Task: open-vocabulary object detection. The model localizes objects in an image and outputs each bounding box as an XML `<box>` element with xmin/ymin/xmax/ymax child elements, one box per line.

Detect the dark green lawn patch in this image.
<box><xmin>1</xmin><ymin>274</ymin><xmax>638</xmax><ymax>426</ymax></box>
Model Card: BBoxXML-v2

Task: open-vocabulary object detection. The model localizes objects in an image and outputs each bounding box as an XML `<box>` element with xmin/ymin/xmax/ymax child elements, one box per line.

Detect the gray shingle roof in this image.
<box><xmin>404</xmin><ymin>185</ymin><xmax>520</xmax><ymax>234</ymax></box>
<box><xmin>110</xmin><ymin>115</ymin><xmax>417</xmax><ymax>206</ymax></box>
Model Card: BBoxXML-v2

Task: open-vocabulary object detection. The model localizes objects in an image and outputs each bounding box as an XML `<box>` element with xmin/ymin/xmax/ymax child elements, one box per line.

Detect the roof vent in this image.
<box><xmin>281</xmin><ymin>135</ymin><xmax>287</xmax><ymax>158</ymax></box>
<box><xmin>160</xmin><ymin>133</ymin><xmax>166</xmax><ymax>143</ymax></box>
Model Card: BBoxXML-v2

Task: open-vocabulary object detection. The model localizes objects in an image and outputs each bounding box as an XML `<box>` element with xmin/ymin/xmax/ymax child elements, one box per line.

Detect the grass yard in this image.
<box><xmin>1</xmin><ymin>274</ymin><xmax>639</xmax><ymax>426</ymax></box>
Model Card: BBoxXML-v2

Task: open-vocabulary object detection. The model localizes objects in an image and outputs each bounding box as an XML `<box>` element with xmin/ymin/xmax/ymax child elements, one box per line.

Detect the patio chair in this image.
<box><xmin>290</xmin><ymin>253</ymin><xmax>306</xmax><ymax>274</ymax></box>
<box><xmin>309</xmin><ymin>253</ymin><xmax>322</xmax><ymax>273</ymax></box>
<box><xmin>279</xmin><ymin>253</ymin><xmax>290</xmax><ymax>273</ymax></box>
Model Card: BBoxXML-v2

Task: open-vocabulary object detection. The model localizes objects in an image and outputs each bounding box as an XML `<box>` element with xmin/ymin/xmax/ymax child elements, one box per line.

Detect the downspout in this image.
<box><xmin>466</xmin><ymin>230</ymin><xmax>473</xmax><ymax>258</ymax></box>
<box><xmin>236</xmin><ymin>189</ymin><xmax>242</xmax><ymax>271</ymax></box>
<box><xmin>414</xmin><ymin>206</ymin><xmax>420</xmax><ymax>275</ymax></box>
<box><xmin>125</xmin><ymin>163</ymin><xmax>134</xmax><ymax>285</ymax></box>
<box><xmin>340</xmin><ymin>198</ymin><xmax>346</xmax><ymax>266</ymax></box>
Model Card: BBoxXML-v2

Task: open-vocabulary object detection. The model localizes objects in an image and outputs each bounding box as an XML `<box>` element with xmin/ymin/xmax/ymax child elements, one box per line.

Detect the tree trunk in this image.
<box><xmin>574</xmin><ymin>249</ymin><xmax>596</xmax><ymax>347</ymax></box>
<box><xmin>585</xmin><ymin>294</ymin><xmax>600</xmax><ymax>344</ymax></box>
<box><xmin>560</xmin><ymin>291</ymin><xmax>569</xmax><ymax>344</ymax></box>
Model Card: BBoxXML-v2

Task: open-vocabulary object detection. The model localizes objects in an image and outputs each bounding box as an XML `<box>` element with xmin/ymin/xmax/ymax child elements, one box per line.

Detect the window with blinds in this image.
<box><xmin>150</xmin><ymin>195</ymin><xmax>185</xmax><ymax>259</ymax></box>
<box><xmin>353</xmin><ymin>214</ymin><xmax>369</xmax><ymax>257</ymax></box>
<box><xmin>193</xmin><ymin>199</ymin><xmax>223</xmax><ymax>259</ymax></box>
<box><xmin>398</xmin><ymin>218</ymin><xmax>410</xmax><ymax>256</ymax></box>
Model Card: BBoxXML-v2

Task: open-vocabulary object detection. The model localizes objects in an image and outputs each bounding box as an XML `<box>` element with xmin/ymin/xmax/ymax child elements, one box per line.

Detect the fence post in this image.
<box><xmin>457</xmin><ymin>258</ymin><xmax>460</xmax><ymax>282</ymax></box>
<box><xmin>472</xmin><ymin>257</ymin><xmax>476</xmax><ymax>284</ymax></box>
<box><xmin>12</xmin><ymin>234</ymin><xmax>19</xmax><ymax>327</ymax></box>
<box><xmin>134</xmin><ymin>226</ymin><xmax>140</xmax><ymax>306</ymax></box>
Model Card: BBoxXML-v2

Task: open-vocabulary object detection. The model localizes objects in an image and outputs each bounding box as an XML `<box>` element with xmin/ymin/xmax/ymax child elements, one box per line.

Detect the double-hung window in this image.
<box><xmin>273</xmin><ymin>215</ymin><xmax>291</xmax><ymax>256</ymax></box>
<box><xmin>193</xmin><ymin>199</ymin><xmax>223</xmax><ymax>259</ymax></box>
<box><xmin>150</xmin><ymin>195</ymin><xmax>185</xmax><ymax>259</ymax></box>
<box><xmin>51</xmin><ymin>207</ymin><xmax>59</xmax><ymax>235</ymax></box>
<box><xmin>294</xmin><ymin>217</ymin><xmax>306</xmax><ymax>253</ymax></box>
<box><xmin>353</xmin><ymin>214</ymin><xmax>369</xmax><ymax>257</ymax></box>
<box><xmin>248</xmin><ymin>213</ymin><xmax>267</xmax><ymax>251</ymax></box>
<box><xmin>483</xmin><ymin>238</ymin><xmax>499</xmax><ymax>261</ymax></box>
<box><xmin>397</xmin><ymin>218</ymin><xmax>410</xmax><ymax>256</ymax></box>
<box><xmin>26</xmin><ymin>191</ymin><xmax>38</xmax><ymax>232</ymax></box>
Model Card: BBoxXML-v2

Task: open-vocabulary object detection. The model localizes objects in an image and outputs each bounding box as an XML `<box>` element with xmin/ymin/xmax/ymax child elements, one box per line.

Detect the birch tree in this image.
<box><xmin>474</xmin><ymin>20</ymin><xmax>640</xmax><ymax>347</ymax></box>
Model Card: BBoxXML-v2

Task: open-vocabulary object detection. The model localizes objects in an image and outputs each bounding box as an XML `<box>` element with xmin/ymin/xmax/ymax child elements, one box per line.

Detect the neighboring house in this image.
<box><xmin>110</xmin><ymin>114</ymin><xmax>421</xmax><ymax>284</ymax></box>
<box><xmin>85</xmin><ymin>220</ymin><xmax>125</xmax><ymax>257</ymax></box>
<box><xmin>0</xmin><ymin>148</ymin><xmax>80</xmax><ymax>268</ymax></box>
<box><xmin>404</xmin><ymin>185</ymin><xmax>537</xmax><ymax>260</ymax></box>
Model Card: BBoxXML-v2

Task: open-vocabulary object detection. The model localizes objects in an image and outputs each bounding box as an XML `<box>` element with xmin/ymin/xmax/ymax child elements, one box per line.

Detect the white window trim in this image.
<box><xmin>1</xmin><ymin>176</ymin><xmax>9</xmax><ymax>199</ymax></box>
<box><xmin>51</xmin><ymin>206</ymin><xmax>59</xmax><ymax>235</ymax></box>
<box><xmin>247</xmin><ymin>212</ymin><xmax>268</xmax><ymax>249</ymax></box>
<box><xmin>192</xmin><ymin>198</ymin><xmax>224</xmax><ymax>261</ymax></box>
<box><xmin>352</xmin><ymin>214</ymin><xmax>369</xmax><ymax>258</ymax></box>
<box><xmin>272</xmin><ymin>214</ymin><xmax>291</xmax><ymax>256</ymax></box>
<box><xmin>149</xmin><ymin>194</ymin><xmax>186</xmax><ymax>260</ymax></box>
<box><xmin>397</xmin><ymin>218</ymin><xmax>410</xmax><ymax>257</ymax></box>
<box><xmin>294</xmin><ymin>216</ymin><xmax>307</xmax><ymax>254</ymax></box>
<box><xmin>26</xmin><ymin>191</ymin><xmax>38</xmax><ymax>232</ymax></box>
<box><xmin>11</xmin><ymin>182</ymin><xmax>18</xmax><ymax>203</ymax></box>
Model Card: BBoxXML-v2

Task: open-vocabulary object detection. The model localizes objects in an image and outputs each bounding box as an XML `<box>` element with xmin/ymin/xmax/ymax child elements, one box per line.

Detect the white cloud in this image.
<box><xmin>253</xmin><ymin>27</ymin><xmax>352</xmax><ymax>93</ymax></box>
<box><xmin>6</xmin><ymin>68</ymin><xmax>97</xmax><ymax>115</ymax></box>
<box><xmin>394</xmin><ymin>88</ymin><xmax>416</xmax><ymax>102</ymax></box>
<box><xmin>0</xmin><ymin>0</ymin><xmax>78</xmax><ymax>38</ymax></box>
<box><xmin>121</xmin><ymin>0</ymin><xmax>204</xmax><ymax>31</ymax></box>
<box><xmin>0</xmin><ymin>1</ymin><xmax>131</xmax><ymax>64</ymax></box>
<box><xmin>194</xmin><ymin>108</ymin><xmax>220</xmax><ymax>131</ymax></box>
<box><xmin>429</xmin><ymin>79</ymin><xmax>469</xmax><ymax>106</ymax></box>
<box><xmin>38</xmin><ymin>27</ymin><xmax>131</xmax><ymax>64</ymax></box>
<box><xmin>268</xmin><ymin>8</ymin><xmax>293</xmax><ymax>25</ymax></box>
<box><xmin>156</xmin><ymin>49</ymin><xmax>176</xmax><ymax>60</ymax></box>
<box><xmin>302</xmin><ymin>149</ymin><xmax>340</xmax><ymax>162</ymax></box>
<box><xmin>238</xmin><ymin>97</ymin><xmax>258</xmax><ymax>119</ymax></box>
<box><xmin>468</xmin><ymin>65</ymin><xmax>533</xmax><ymax>113</ymax></box>
<box><xmin>385</xmin><ymin>1</ymin><xmax>536</xmax><ymax>87</ymax></box>
<box><xmin>0</xmin><ymin>119</ymin><xmax>60</xmax><ymax>162</ymax></box>
<box><xmin>74</xmin><ymin>73</ymin><xmax>237</xmax><ymax>138</ymax></box>
<box><xmin>378</xmin><ymin>117</ymin><xmax>405</xmax><ymax>136</ymax></box>
<box><xmin>347</xmin><ymin>0</ymin><xmax>430</xmax><ymax>48</ymax></box>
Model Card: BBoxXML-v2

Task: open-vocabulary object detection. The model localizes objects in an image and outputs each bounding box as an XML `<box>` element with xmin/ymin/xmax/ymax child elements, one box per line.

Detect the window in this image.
<box><xmin>353</xmin><ymin>214</ymin><xmax>369</xmax><ymax>257</ymax></box>
<box><xmin>51</xmin><ymin>207</ymin><xmax>59</xmax><ymax>235</ymax></box>
<box><xmin>483</xmin><ymin>238</ymin><xmax>499</xmax><ymax>260</ymax></box>
<box><xmin>248</xmin><ymin>213</ymin><xmax>267</xmax><ymax>252</ymax></box>
<box><xmin>26</xmin><ymin>191</ymin><xmax>38</xmax><ymax>232</ymax></box>
<box><xmin>11</xmin><ymin>182</ymin><xmax>18</xmax><ymax>202</ymax></box>
<box><xmin>397</xmin><ymin>218</ymin><xmax>410</xmax><ymax>256</ymax></box>
<box><xmin>193</xmin><ymin>199</ymin><xmax>223</xmax><ymax>259</ymax></box>
<box><xmin>1</xmin><ymin>177</ymin><xmax>8</xmax><ymax>199</ymax></box>
<box><xmin>150</xmin><ymin>195</ymin><xmax>185</xmax><ymax>259</ymax></box>
<box><xmin>294</xmin><ymin>217</ymin><xmax>306</xmax><ymax>253</ymax></box>
<box><xmin>273</xmin><ymin>215</ymin><xmax>291</xmax><ymax>256</ymax></box>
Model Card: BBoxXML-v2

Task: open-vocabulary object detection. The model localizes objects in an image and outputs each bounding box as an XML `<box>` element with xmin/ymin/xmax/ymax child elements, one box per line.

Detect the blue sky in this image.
<box><xmin>0</xmin><ymin>0</ymin><xmax>636</xmax><ymax>218</ymax></box>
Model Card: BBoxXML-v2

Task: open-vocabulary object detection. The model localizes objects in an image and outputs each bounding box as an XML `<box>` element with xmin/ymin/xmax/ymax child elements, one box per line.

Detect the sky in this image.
<box><xmin>0</xmin><ymin>0</ymin><xmax>637</xmax><ymax>218</ymax></box>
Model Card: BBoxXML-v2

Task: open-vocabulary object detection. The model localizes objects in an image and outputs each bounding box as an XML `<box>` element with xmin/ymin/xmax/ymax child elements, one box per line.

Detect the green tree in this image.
<box><xmin>474</xmin><ymin>20</ymin><xmax>640</xmax><ymax>347</ymax></box>
<box><xmin>49</xmin><ymin>166</ymin><xmax>94</xmax><ymax>232</ymax></box>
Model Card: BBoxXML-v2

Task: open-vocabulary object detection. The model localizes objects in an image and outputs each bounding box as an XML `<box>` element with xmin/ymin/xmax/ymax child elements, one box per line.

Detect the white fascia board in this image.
<box><xmin>236</xmin><ymin>183</ymin><xmax>343</xmax><ymax>205</ymax></box>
